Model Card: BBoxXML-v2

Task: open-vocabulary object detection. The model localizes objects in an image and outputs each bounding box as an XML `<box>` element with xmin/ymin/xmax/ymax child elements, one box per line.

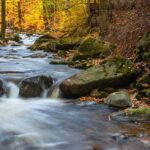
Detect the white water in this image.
<box><xmin>7</xmin><ymin>82</ymin><xmax>19</xmax><ymax>98</ymax></box>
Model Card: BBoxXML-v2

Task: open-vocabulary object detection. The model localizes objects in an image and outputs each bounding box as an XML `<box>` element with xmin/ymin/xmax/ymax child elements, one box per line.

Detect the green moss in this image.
<box><xmin>138</xmin><ymin>31</ymin><xmax>150</xmax><ymax>50</ymax></box>
<box><xmin>135</xmin><ymin>32</ymin><xmax>150</xmax><ymax>63</ymax></box>
<box><xmin>128</xmin><ymin>108</ymin><xmax>150</xmax><ymax>120</ymax></box>
<box><xmin>72</xmin><ymin>54</ymin><xmax>89</xmax><ymax>61</ymax></box>
<box><xmin>71</xmin><ymin>37</ymin><xmax>115</xmax><ymax>61</ymax></box>
<box><xmin>31</xmin><ymin>36</ymin><xmax>81</xmax><ymax>51</ymax></box>
<box><xmin>146</xmin><ymin>89</ymin><xmax>150</xmax><ymax>97</ymax></box>
<box><xmin>102</xmin><ymin>56</ymin><xmax>136</xmax><ymax>75</ymax></box>
<box><xmin>59</xmin><ymin>37</ymin><xmax>81</xmax><ymax>45</ymax></box>
<box><xmin>138</xmin><ymin>74</ymin><xmax>150</xmax><ymax>84</ymax></box>
<box><xmin>78</xmin><ymin>37</ymin><xmax>112</xmax><ymax>55</ymax></box>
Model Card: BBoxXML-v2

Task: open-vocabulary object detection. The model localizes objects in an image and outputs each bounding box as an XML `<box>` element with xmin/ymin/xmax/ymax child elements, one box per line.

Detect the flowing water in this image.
<box><xmin>0</xmin><ymin>34</ymin><xmax>149</xmax><ymax>150</ymax></box>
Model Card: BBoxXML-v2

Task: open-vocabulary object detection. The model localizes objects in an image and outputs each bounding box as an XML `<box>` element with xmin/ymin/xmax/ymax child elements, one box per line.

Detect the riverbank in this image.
<box><xmin>29</xmin><ymin>31</ymin><xmax>150</xmax><ymax>122</ymax></box>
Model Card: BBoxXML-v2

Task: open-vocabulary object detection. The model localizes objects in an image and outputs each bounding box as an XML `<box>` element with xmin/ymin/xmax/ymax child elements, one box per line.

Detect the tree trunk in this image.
<box><xmin>1</xmin><ymin>0</ymin><xmax>6</xmax><ymax>39</ymax></box>
<box><xmin>18</xmin><ymin>1</ymin><xmax>22</xmax><ymax>31</ymax></box>
<box><xmin>42</xmin><ymin>0</ymin><xmax>49</xmax><ymax>31</ymax></box>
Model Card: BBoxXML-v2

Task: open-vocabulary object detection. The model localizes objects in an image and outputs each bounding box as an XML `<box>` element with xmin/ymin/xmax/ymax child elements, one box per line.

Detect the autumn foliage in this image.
<box><xmin>0</xmin><ymin>0</ymin><xmax>88</xmax><ymax>33</ymax></box>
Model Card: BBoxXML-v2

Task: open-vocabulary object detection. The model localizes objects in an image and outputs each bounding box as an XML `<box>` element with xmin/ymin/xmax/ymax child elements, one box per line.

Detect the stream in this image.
<box><xmin>0</xmin><ymin>34</ymin><xmax>149</xmax><ymax>150</ymax></box>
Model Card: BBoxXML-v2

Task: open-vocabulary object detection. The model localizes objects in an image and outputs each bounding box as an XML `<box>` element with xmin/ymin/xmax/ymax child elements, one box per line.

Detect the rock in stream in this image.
<box><xmin>60</xmin><ymin>57</ymin><xmax>141</xmax><ymax>97</ymax></box>
<box><xmin>19</xmin><ymin>75</ymin><xmax>53</xmax><ymax>98</ymax></box>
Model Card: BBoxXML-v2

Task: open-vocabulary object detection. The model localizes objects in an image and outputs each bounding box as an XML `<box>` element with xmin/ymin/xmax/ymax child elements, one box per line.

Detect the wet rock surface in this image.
<box><xmin>19</xmin><ymin>75</ymin><xmax>53</xmax><ymax>98</ymax></box>
<box><xmin>60</xmin><ymin>57</ymin><xmax>141</xmax><ymax>97</ymax></box>
<box><xmin>0</xmin><ymin>79</ymin><xmax>7</xmax><ymax>97</ymax></box>
<box><xmin>110</xmin><ymin>108</ymin><xmax>150</xmax><ymax>122</ymax></box>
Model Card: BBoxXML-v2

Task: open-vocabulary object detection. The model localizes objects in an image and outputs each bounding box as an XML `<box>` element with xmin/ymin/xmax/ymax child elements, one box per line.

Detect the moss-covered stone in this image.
<box><xmin>137</xmin><ymin>74</ymin><xmax>150</xmax><ymax>85</ymax></box>
<box><xmin>31</xmin><ymin>34</ymin><xmax>81</xmax><ymax>52</ymax></box>
<box><xmin>56</xmin><ymin>37</ymin><xmax>81</xmax><ymax>50</ymax></box>
<box><xmin>135</xmin><ymin>32</ymin><xmax>150</xmax><ymax>64</ymax></box>
<box><xmin>31</xmin><ymin>36</ymin><xmax>58</xmax><ymax>52</ymax></box>
<box><xmin>60</xmin><ymin>56</ymin><xmax>141</xmax><ymax>97</ymax></box>
<box><xmin>19</xmin><ymin>75</ymin><xmax>53</xmax><ymax>98</ymax></box>
<box><xmin>146</xmin><ymin>89</ymin><xmax>150</xmax><ymax>98</ymax></box>
<box><xmin>105</xmin><ymin>91</ymin><xmax>131</xmax><ymax>108</ymax></box>
<box><xmin>138</xmin><ymin>31</ymin><xmax>150</xmax><ymax>51</ymax></box>
<box><xmin>110</xmin><ymin>108</ymin><xmax>150</xmax><ymax>122</ymax></box>
<box><xmin>74</xmin><ymin>37</ymin><xmax>115</xmax><ymax>60</ymax></box>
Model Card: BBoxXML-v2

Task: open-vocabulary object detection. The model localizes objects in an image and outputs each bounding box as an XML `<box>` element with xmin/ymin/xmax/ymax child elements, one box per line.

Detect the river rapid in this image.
<box><xmin>0</xmin><ymin>34</ymin><xmax>149</xmax><ymax>150</ymax></box>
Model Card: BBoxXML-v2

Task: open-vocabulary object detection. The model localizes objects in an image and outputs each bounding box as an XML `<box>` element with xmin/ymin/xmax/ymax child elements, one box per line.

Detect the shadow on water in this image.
<box><xmin>0</xmin><ymin>34</ymin><xmax>149</xmax><ymax>150</ymax></box>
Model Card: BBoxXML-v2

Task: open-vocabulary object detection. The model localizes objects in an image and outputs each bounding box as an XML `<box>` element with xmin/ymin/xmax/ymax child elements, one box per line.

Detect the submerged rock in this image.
<box><xmin>105</xmin><ymin>91</ymin><xmax>131</xmax><ymax>108</ymax></box>
<box><xmin>110</xmin><ymin>108</ymin><xmax>150</xmax><ymax>122</ymax></box>
<box><xmin>19</xmin><ymin>75</ymin><xmax>53</xmax><ymax>98</ymax></box>
<box><xmin>0</xmin><ymin>79</ymin><xmax>7</xmax><ymax>97</ymax></box>
<box><xmin>60</xmin><ymin>57</ymin><xmax>141</xmax><ymax>97</ymax></box>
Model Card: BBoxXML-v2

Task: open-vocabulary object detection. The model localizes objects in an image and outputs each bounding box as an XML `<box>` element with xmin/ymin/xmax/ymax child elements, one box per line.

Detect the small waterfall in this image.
<box><xmin>50</xmin><ymin>87</ymin><xmax>62</xmax><ymax>98</ymax></box>
<box><xmin>49</xmin><ymin>80</ymin><xmax>63</xmax><ymax>98</ymax></box>
<box><xmin>7</xmin><ymin>82</ymin><xmax>19</xmax><ymax>98</ymax></box>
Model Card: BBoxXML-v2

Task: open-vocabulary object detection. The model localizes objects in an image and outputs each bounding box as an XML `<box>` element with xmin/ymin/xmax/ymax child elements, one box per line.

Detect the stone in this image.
<box><xmin>8</xmin><ymin>40</ymin><xmax>20</xmax><ymax>46</ymax></box>
<box><xmin>72</xmin><ymin>37</ymin><xmax>115</xmax><ymax>60</ymax></box>
<box><xmin>19</xmin><ymin>75</ymin><xmax>53</xmax><ymax>98</ymax></box>
<box><xmin>105</xmin><ymin>91</ymin><xmax>131</xmax><ymax>108</ymax></box>
<box><xmin>60</xmin><ymin>57</ymin><xmax>141</xmax><ymax>97</ymax></box>
<box><xmin>0</xmin><ymin>79</ymin><xmax>7</xmax><ymax>97</ymax></box>
<box><xmin>31</xmin><ymin>35</ymin><xmax>81</xmax><ymax>52</ymax></box>
<box><xmin>110</xmin><ymin>108</ymin><xmax>150</xmax><ymax>122</ymax></box>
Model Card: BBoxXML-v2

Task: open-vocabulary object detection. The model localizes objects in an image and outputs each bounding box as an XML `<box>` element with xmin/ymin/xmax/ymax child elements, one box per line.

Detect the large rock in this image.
<box><xmin>72</xmin><ymin>37</ymin><xmax>115</xmax><ymax>61</ymax></box>
<box><xmin>60</xmin><ymin>57</ymin><xmax>141</xmax><ymax>97</ymax></box>
<box><xmin>0</xmin><ymin>79</ymin><xmax>7</xmax><ymax>97</ymax></box>
<box><xmin>105</xmin><ymin>91</ymin><xmax>131</xmax><ymax>108</ymax></box>
<box><xmin>31</xmin><ymin>34</ymin><xmax>81</xmax><ymax>52</ymax></box>
<box><xmin>19</xmin><ymin>75</ymin><xmax>53</xmax><ymax>98</ymax></box>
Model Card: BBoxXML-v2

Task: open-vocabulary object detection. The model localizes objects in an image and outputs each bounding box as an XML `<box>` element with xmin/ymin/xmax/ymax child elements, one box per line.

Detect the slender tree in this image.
<box><xmin>18</xmin><ymin>1</ymin><xmax>22</xmax><ymax>31</ymax></box>
<box><xmin>1</xmin><ymin>0</ymin><xmax>6</xmax><ymax>39</ymax></box>
<box><xmin>42</xmin><ymin>0</ymin><xmax>49</xmax><ymax>31</ymax></box>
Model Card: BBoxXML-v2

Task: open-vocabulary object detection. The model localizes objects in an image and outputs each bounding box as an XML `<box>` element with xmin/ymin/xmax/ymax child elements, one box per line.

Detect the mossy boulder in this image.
<box><xmin>56</xmin><ymin>37</ymin><xmax>81</xmax><ymax>50</ymax></box>
<box><xmin>135</xmin><ymin>74</ymin><xmax>150</xmax><ymax>100</ymax></box>
<box><xmin>72</xmin><ymin>37</ymin><xmax>115</xmax><ymax>60</ymax></box>
<box><xmin>31</xmin><ymin>34</ymin><xmax>81</xmax><ymax>52</ymax></box>
<box><xmin>138</xmin><ymin>31</ymin><xmax>150</xmax><ymax>51</ymax></box>
<box><xmin>135</xmin><ymin>32</ymin><xmax>150</xmax><ymax>66</ymax></box>
<box><xmin>105</xmin><ymin>91</ymin><xmax>131</xmax><ymax>108</ymax></box>
<box><xmin>6</xmin><ymin>33</ymin><xmax>22</xmax><ymax>43</ymax></box>
<box><xmin>110</xmin><ymin>108</ymin><xmax>150</xmax><ymax>122</ymax></box>
<box><xmin>30</xmin><ymin>35</ymin><xmax>58</xmax><ymax>52</ymax></box>
<box><xmin>137</xmin><ymin>74</ymin><xmax>150</xmax><ymax>85</ymax></box>
<box><xmin>60</xmin><ymin>57</ymin><xmax>141</xmax><ymax>98</ymax></box>
<box><xmin>19</xmin><ymin>75</ymin><xmax>53</xmax><ymax>98</ymax></box>
<box><xmin>136</xmin><ymin>88</ymin><xmax>150</xmax><ymax>100</ymax></box>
